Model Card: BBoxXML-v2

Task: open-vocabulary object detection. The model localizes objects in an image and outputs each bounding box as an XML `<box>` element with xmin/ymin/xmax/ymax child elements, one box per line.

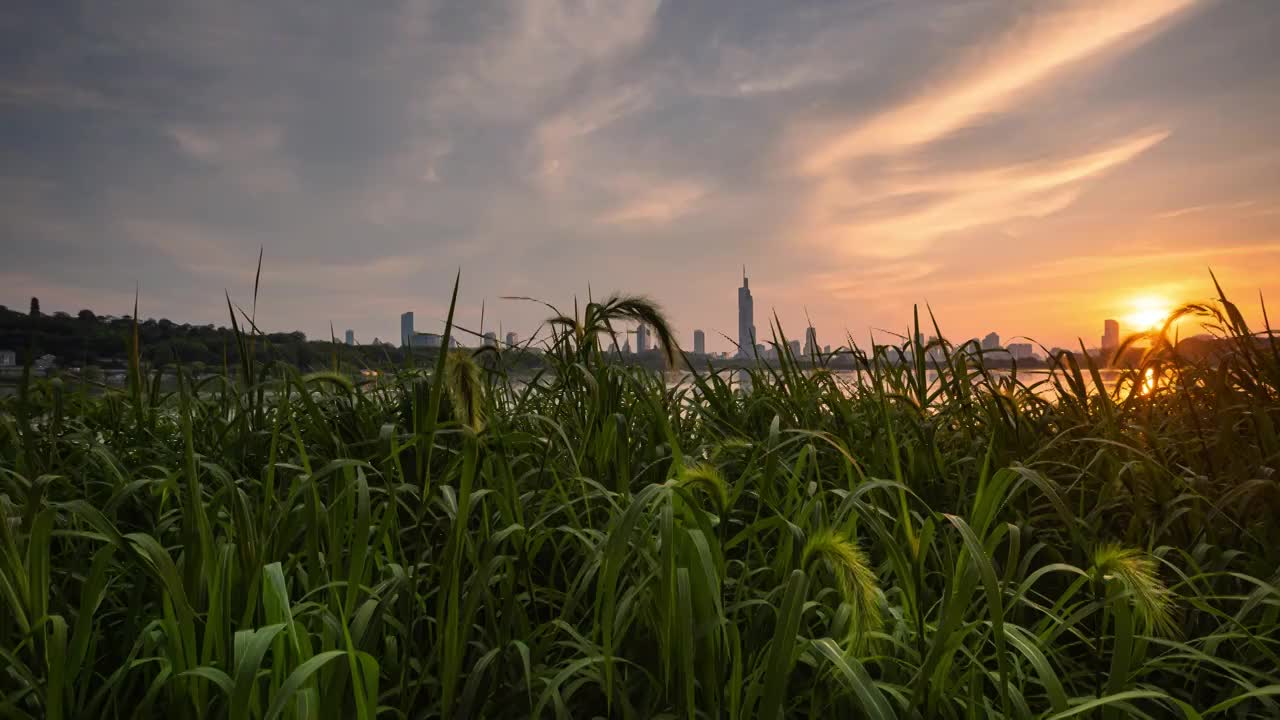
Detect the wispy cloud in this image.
<box><xmin>597</xmin><ymin>179</ymin><xmax>708</xmax><ymax>226</ymax></box>
<box><xmin>1153</xmin><ymin>200</ymin><xmax>1258</xmax><ymax>219</ymax></box>
<box><xmin>799</xmin><ymin>0</ymin><xmax>1199</xmax><ymax>173</ymax></box>
<box><xmin>799</xmin><ymin>131</ymin><xmax>1170</xmax><ymax>258</ymax></box>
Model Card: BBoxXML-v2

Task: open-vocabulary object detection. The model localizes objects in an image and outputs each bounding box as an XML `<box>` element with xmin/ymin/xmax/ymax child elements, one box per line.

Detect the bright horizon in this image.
<box><xmin>3</xmin><ymin>0</ymin><xmax>1278</xmax><ymax>352</ymax></box>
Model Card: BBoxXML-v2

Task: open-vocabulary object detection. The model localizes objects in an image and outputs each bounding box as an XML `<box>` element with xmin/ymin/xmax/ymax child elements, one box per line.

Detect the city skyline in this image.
<box><xmin>4</xmin><ymin>1</ymin><xmax>1277</xmax><ymax>351</ymax></box>
<box><xmin>382</xmin><ymin>271</ymin><xmax>1130</xmax><ymax>358</ymax></box>
<box><xmin>4</xmin><ymin>269</ymin><xmax>1152</xmax><ymax>357</ymax></box>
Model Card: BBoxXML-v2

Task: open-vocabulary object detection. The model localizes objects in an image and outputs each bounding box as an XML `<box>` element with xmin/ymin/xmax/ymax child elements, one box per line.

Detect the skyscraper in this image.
<box><xmin>636</xmin><ymin>323</ymin><xmax>650</xmax><ymax>353</ymax></box>
<box><xmin>693</xmin><ymin>329</ymin><xmax>705</xmax><ymax>355</ymax></box>
<box><xmin>505</xmin><ymin>331</ymin><xmax>518</xmax><ymax>348</ymax></box>
<box><xmin>344</xmin><ymin>329</ymin><xmax>355</xmax><ymax>346</ymax></box>
<box><xmin>804</xmin><ymin>326</ymin><xmax>818</xmax><ymax>357</ymax></box>
<box><xmin>788</xmin><ymin>339</ymin><xmax>801</xmax><ymax>357</ymax></box>
<box><xmin>737</xmin><ymin>268</ymin><xmax>754</xmax><ymax>357</ymax></box>
<box><xmin>400</xmin><ymin>312</ymin><xmax>414</xmax><ymax>347</ymax></box>
<box><xmin>982</xmin><ymin>332</ymin><xmax>1000</xmax><ymax>350</ymax></box>
<box><xmin>1101</xmin><ymin>319</ymin><xmax>1120</xmax><ymax>351</ymax></box>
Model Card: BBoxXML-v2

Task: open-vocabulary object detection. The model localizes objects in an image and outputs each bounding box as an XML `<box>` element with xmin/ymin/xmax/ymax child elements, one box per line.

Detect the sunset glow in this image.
<box><xmin>1125</xmin><ymin>296</ymin><xmax>1176</xmax><ymax>332</ymax></box>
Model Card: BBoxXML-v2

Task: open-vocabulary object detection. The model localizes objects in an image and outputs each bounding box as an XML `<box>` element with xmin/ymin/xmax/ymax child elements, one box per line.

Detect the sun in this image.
<box><xmin>1125</xmin><ymin>295</ymin><xmax>1174</xmax><ymax>331</ymax></box>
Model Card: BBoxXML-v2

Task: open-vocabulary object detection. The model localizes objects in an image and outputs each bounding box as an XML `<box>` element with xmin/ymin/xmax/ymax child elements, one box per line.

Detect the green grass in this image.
<box><xmin>1</xmin><ymin>276</ymin><xmax>1279</xmax><ymax>718</ymax></box>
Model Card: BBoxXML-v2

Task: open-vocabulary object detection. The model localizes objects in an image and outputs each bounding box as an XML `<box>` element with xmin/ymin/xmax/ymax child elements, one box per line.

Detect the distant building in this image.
<box><xmin>636</xmin><ymin>323</ymin><xmax>650</xmax><ymax>353</ymax></box>
<box><xmin>788</xmin><ymin>339</ymin><xmax>801</xmax><ymax>357</ymax></box>
<box><xmin>922</xmin><ymin>335</ymin><xmax>946</xmax><ymax>362</ymax></box>
<box><xmin>344</xmin><ymin>329</ymin><xmax>355</xmax><ymax>346</ymax></box>
<box><xmin>804</xmin><ymin>327</ymin><xmax>818</xmax><ymax>356</ymax></box>
<box><xmin>1008</xmin><ymin>342</ymin><xmax>1035</xmax><ymax>360</ymax></box>
<box><xmin>755</xmin><ymin>343</ymin><xmax>766</xmax><ymax>358</ymax></box>
<box><xmin>400</xmin><ymin>312</ymin><xmax>414</xmax><ymax>347</ymax></box>
<box><xmin>0</xmin><ymin>350</ymin><xmax>15</xmax><ymax>367</ymax></box>
<box><xmin>622</xmin><ymin>339</ymin><xmax>632</xmax><ymax>355</ymax></box>
<box><xmin>483</xmin><ymin>331</ymin><xmax>497</xmax><ymax>348</ymax></box>
<box><xmin>505</xmin><ymin>331</ymin><xmax>518</xmax><ymax>348</ymax></box>
<box><xmin>34</xmin><ymin>354</ymin><xmax>56</xmax><ymax>371</ymax></box>
<box><xmin>823</xmin><ymin>344</ymin><xmax>831</xmax><ymax>354</ymax></box>
<box><xmin>982</xmin><ymin>332</ymin><xmax>1000</xmax><ymax>350</ymax></box>
<box><xmin>693</xmin><ymin>329</ymin><xmax>705</xmax><ymax>355</ymax></box>
<box><xmin>410</xmin><ymin>333</ymin><xmax>442</xmax><ymax>349</ymax></box>
<box><xmin>738</xmin><ymin>269</ymin><xmax>755</xmax><ymax>358</ymax></box>
<box><xmin>1101</xmin><ymin>319</ymin><xmax>1120</xmax><ymax>351</ymax></box>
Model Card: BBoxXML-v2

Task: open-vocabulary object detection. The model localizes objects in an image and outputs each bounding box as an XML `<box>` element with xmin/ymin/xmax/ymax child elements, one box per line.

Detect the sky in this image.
<box><xmin>2</xmin><ymin>0</ymin><xmax>1278</xmax><ymax>352</ymax></box>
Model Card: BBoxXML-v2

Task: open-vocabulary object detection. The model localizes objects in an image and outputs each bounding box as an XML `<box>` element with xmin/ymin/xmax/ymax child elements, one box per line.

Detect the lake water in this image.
<box><xmin>1</xmin><ymin>367</ymin><xmax>1133</xmax><ymax>401</ymax></box>
<box><xmin>659</xmin><ymin>367</ymin><xmax>1131</xmax><ymax>400</ymax></box>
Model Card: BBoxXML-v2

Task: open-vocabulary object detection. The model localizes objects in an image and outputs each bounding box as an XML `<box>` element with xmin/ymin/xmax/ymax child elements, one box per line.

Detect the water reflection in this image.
<box><xmin>664</xmin><ymin>368</ymin><xmax>1127</xmax><ymax>400</ymax></box>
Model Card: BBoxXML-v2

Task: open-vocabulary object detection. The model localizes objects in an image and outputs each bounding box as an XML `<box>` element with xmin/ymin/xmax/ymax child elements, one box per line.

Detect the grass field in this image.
<box><xmin>2</xmin><ymin>276</ymin><xmax>1278</xmax><ymax>718</ymax></box>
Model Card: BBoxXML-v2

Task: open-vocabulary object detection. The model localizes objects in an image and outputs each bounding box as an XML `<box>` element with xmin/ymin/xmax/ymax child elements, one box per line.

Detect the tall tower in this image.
<box><xmin>693</xmin><ymin>329</ymin><xmax>705</xmax><ymax>355</ymax></box>
<box><xmin>804</xmin><ymin>326</ymin><xmax>818</xmax><ymax>357</ymax></box>
<box><xmin>344</xmin><ymin>329</ymin><xmax>355</xmax><ymax>346</ymax></box>
<box><xmin>636</xmin><ymin>323</ymin><xmax>650</xmax><ymax>353</ymax></box>
<box><xmin>400</xmin><ymin>312</ymin><xmax>414</xmax><ymax>347</ymax></box>
<box><xmin>737</xmin><ymin>267</ymin><xmax>754</xmax><ymax>357</ymax></box>
<box><xmin>1101</xmin><ymin>319</ymin><xmax>1120</xmax><ymax>351</ymax></box>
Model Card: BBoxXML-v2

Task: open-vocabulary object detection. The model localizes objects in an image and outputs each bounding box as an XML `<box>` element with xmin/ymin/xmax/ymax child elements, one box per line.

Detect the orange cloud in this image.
<box><xmin>802</xmin><ymin>131</ymin><xmax>1169</xmax><ymax>258</ymax></box>
<box><xmin>597</xmin><ymin>180</ymin><xmax>708</xmax><ymax>226</ymax></box>
<box><xmin>800</xmin><ymin>0</ymin><xmax>1198</xmax><ymax>174</ymax></box>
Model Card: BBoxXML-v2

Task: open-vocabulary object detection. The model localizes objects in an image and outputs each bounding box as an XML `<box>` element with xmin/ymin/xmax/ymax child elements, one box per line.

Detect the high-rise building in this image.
<box><xmin>804</xmin><ymin>327</ymin><xmax>818</xmax><ymax>357</ymax></box>
<box><xmin>400</xmin><ymin>312</ymin><xmax>414</xmax><ymax>347</ymax></box>
<box><xmin>636</xmin><ymin>323</ymin><xmax>650</xmax><ymax>353</ymax></box>
<box><xmin>622</xmin><ymin>339</ymin><xmax>632</xmax><ymax>355</ymax></box>
<box><xmin>823</xmin><ymin>344</ymin><xmax>831</xmax><ymax>354</ymax></box>
<box><xmin>693</xmin><ymin>329</ymin><xmax>705</xmax><ymax>355</ymax></box>
<box><xmin>483</xmin><ymin>331</ymin><xmax>497</xmax><ymax>348</ymax></box>
<box><xmin>788</xmin><ymin>339</ymin><xmax>801</xmax><ymax>357</ymax></box>
<box><xmin>982</xmin><ymin>332</ymin><xmax>1000</xmax><ymax>350</ymax></box>
<box><xmin>1101</xmin><ymin>319</ymin><xmax>1120</xmax><ymax>351</ymax></box>
<box><xmin>738</xmin><ymin>268</ymin><xmax>754</xmax><ymax>357</ymax></box>
<box><xmin>505</xmin><ymin>331</ymin><xmax>518</xmax><ymax>348</ymax></box>
<box><xmin>344</xmin><ymin>329</ymin><xmax>355</xmax><ymax>346</ymax></box>
<box><xmin>1008</xmin><ymin>342</ymin><xmax>1035</xmax><ymax>360</ymax></box>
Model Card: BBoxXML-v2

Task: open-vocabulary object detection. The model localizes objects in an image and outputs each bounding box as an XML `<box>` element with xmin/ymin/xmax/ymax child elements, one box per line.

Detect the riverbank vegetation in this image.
<box><xmin>1</xmin><ymin>276</ymin><xmax>1277</xmax><ymax>718</ymax></box>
